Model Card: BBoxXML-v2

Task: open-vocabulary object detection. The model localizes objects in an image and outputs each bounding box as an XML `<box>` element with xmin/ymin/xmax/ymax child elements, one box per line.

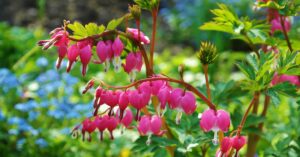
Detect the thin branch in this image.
<box><xmin>203</xmin><ymin>64</ymin><xmax>211</xmax><ymax>100</ymax></box>
<box><xmin>279</xmin><ymin>15</ymin><xmax>293</xmax><ymax>52</ymax></box>
<box><xmin>237</xmin><ymin>92</ymin><xmax>260</xmax><ymax>136</ymax></box>
<box><xmin>150</xmin><ymin>6</ymin><xmax>159</xmax><ymax>68</ymax></box>
<box><xmin>95</xmin><ymin>76</ymin><xmax>217</xmax><ymax>111</ymax></box>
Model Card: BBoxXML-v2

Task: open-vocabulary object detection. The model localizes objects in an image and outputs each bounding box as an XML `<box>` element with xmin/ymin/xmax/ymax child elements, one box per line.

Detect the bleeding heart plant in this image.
<box><xmin>38</xmin><ymin>0</ymin><xmax>300</xmax><ymax>156</ymax></box>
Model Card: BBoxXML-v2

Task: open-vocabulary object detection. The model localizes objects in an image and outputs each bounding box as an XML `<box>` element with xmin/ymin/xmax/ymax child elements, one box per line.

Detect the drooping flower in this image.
<box><xmin>94</xmin><ymin>116</ymin><xmax>107</xmax><ymax>141</ymax></box>
<box><xmin>99</xmin><ymin>90</ymin><xmax>121</xmax><ymax>115</ymax></box>
<box><xmin>169</xmin><ymin>88</ymin><xmax>197</xmax><ymax>124</ymax></box>
<box><xmin>67</xmin><ymin>44</ymin><xmax>80</xmax><ymax>73</ymax></box>
<box><xmin>138</xmin><ymin>79</ymin><xmax>165</xmax><ymax>96</ymax></box>
<box><xmin>38</xmin><ymin>28</ymin><xmax>69</xmax><ymax>50</ymax></box>
<box><xmin>150</xmin><ymin>115</ymin><xmax>164</xmax><ymax>136</ymax></box>
<box><xmin>56</xmin><ymin>45</ymin><xmax>68</xmax><ymax>69</ymax></box>
<box><xmin>119</xmin><ymin>109</ymin><xmax>133</xmax><ymax>128</ymax></box>
<box><xmin>128</xmin><ymin>89</ymin><xmax>151</xmax><ymax>120</ymax></box>
<box><xmin>105</xmin><ymin>115</ymin><xmax>119</xmax><ymax>140</ymax></box>
<box><xmin>157</xmin><ymin>85</ymin><xmax>172</xmax><ymax>115</ymax></box>
<box><xmin>270</xmin><ymin>17</ymin><xmax>291</xmax><ymax>34</ymax></box>
<box><xmin>93</xmin><ymin>86</ymin><xmax>103</xmax><ymax>108</ymax></box>
<box><xmin>137</xmin><ymin>115</ymin><xmax>151</xmax><ymax>136</ymax></box>
<box><xmin>96</xmin><ymin>41</ymin><xmax>111</xmax><ymax>72</ymax></box>
<box><xmin>81</xmin><ymin>118</ymin><xmax>97</xmax><ymax>141</ymax></box>
<box><xmin>79</xmin><ymin>44</ymin><xmax>92</xmax><ymax>76</ymax></box>
<box><xmin>126</xmin><ymin>28</ymin><xmax>150</xmax><ymax>44</ymax></box>
<box><xmin>272</xmin><ymin>74</ymin><xmax>300</xmax><ymax>86</ymax></box>
<box><xmin>200</xmin><ymin>109</ymin><xmax>231</xmax><ymax>145</ymax></box>
<box><xmin>118</xmin><ymin>91</ymin><xmax>130</xmax><ymax>119</ymax></box>
<box><xmin>112</xmin><ymin>37</ymin><xmax>124</xmax><ymax>71</ymax></box>
<box><xmin>137</xmin><ymin>115</ymin><xmax>164</xmax><ymax>136</ymax></box>
<box><xmin>123</xmin><ymin>52</ymin><xmax>143</xmax><ymax>82</ymax></box>
<box><xmin>232</xmin><ymin>136</ymin><xmax>246</xmax><ymax>156</ymax></box>
<box><xmin>215</xmin><ymin>137</ymin><xmax>232</xmax><ymax>157</ymax></box>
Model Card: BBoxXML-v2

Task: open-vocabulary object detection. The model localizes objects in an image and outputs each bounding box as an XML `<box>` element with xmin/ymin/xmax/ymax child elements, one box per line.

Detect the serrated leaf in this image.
<box><xmin>107</xmin><ymin>17</ymin><xmax>123</xmax><ymax>30</ymax></box>
<box><xmin>236</xmin><ymin>62</ymin><xmax>256</xmax><ymax>80</ymax></box>
<box><xmin>85</xmin><ymin>23</ymin><xmax>99</xmax><ymax>36</ymax></box>
<box><xmin>271</xmin><ymin>82</ymin><xmax>299</xmax><ymax>97</ymax></box>
<box><xmin>266</xmin><ymin>89</ymin><xmax>281</xmax><ymax>106</ymax></box>
<box><xmin>246</xmin><ymin>54</ymin><xmax>259</xmax><ymax>71</ymax></box>
<box><xmin>257</xmin><ymin>1</ymin><xmax>286</xmax><ymax>9</ymax></box>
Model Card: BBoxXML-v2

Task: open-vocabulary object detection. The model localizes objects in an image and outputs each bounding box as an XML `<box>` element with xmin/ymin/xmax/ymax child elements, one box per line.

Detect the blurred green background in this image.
<box><xmin>1</xmin><ymin>0</ymin><xmax>300</xmax><ymax>157</ymax></box>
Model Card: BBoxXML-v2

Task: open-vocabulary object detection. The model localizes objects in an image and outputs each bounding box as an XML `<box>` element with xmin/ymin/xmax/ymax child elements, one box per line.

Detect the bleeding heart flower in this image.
<box><xmin>118</xmin><ymin>91</ymin><xmax>130</xmax><ymax>119</ymax></box>
<box><xmin>67</xmin><ymin>44</ymin><xmax>80</xmax><ymax>73</ymax></box>
<box><xmin>128</xmin><ymin>89</ymin><xmax>151</xmax><ymax>120</ymax></box>
<box><xmin>150</xmin><ymin>115</ymin><xmax>164</xmax><ymax>136</ymax></box>
<box><xmin>96</xmin><ymin>41</ymin><xmax>111</xmax><ymax>72</ymax></box>
<box><xmin>137</xmin><ymin>115</ymin><xmax>151</xmax><ymax>136</ymax></box>
<box><xmin>112</xmin><ymin>37</ymin><xmax>124</xmax><ymax>71</ymax></box>
<box><xmin>119</xmin><ymin>109</ymin><xmax>133</xmax><ymax>128</ymax></box>
<box><xmin>93</xmin><ymin>86</ymin><xmax>103</xmax><ymax>108</ymax></box>
<box><xmin>123</xmin><ymin>52</ymin><xmax>143</xmax><ymax>82</ymax></box>
<box><xmin>81</xmin><ymin>118</ymin><xmax>97</xmax><ymax>141</ymax></box>
<box><xmin>271</xmin><ymin>17</ymin><xmax>291</xmax><ymax>34</ymax></box>
<box><xmin>94</xmin><ymin>116</ymin><xmax>107</xmax><ymax>141</ymax></box>
<box><xmin>126</xmin><ymin>28</ymin><xmax>150</xmax><ymax>44</ymax></box>
<box><xmin>79</xmin><ymin>44</ymin><xmax>92</xmax><ymax>76</ymax></box>
<box><xmin>216</xmin><ymin>137</ymin><xmax>232</xmax><ymax>157</ymax></box>
<box><xmin>157</xmin><ymin>85</ymin><xmax>172</xmax><ymax>115</ymax></box>
<box><xmin>169</xmin><ymin>88</ymin><xmax>197</xmax><ymax>124</ymax></box>
<box><xmin>232</xmin><ymin>136</ymin><xmax>246</xmax><ymax>156</ymax></box>
<box><xmin>200</xmin><ymin>109</ymin><xmax>231</xmax><ymax>145</ymax></box>
<box><xmin>272</xmin><ymin>73</ymin><xmax>300</xmax><ymax>87</ymax></box>
<box><xmin>138</xmin><ymin>80</ymin><xmax>165</xmax><ymax>96</ymax></box>
<box><xmin>56</xmin><ymin>45</ymin><xmax>68</xmax><ymax>69</ymax></box>
<box><xmin>105</xmin><ymin>115</ymin><xmax>118</xmax><ymax>140</ymax></box>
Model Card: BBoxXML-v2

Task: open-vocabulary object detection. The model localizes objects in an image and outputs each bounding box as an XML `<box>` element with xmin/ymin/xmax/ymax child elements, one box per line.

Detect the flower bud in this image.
<box><xmin>129</xmin><ymin>5</ymin><xmax>141</xmax><ymax>20</ymax></box>
<box><xmin>197</xmin><ymin>41</ymin><xmax>217</xmax><ymax>65</ymax></box>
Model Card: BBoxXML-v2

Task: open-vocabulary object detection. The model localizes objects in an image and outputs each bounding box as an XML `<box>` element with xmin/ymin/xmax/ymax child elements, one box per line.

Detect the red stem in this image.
<box><xmin>279</xmin><ymin>15</ymin><xmax>293</xmax><ymax>52</ymax></box>
<box><xmin>150</xmin><ymin>7</ymin><xmax>159</xmax><ymax>68</ymax></box>
<box><xmin>237</xmin><ymin>92</ymin><xmax>260</xmax><ymax>136</ymax></box>
<box><xmin>203</xmin><ymin>64</ymin><xmax>211</xmax><ymax>100</ymax></box>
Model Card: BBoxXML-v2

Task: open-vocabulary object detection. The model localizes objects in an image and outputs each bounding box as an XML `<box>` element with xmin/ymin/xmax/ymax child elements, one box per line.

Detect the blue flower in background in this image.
<box><xmin>8</xmin><ymin>117</ymin><xmax>26</xmax><ymax>125</ymax></box>
<box><xmin>8</xmin><ymin>129</ymin><xmax>19</xmax><ymax>135</ymax></box>
<box><xmin>15</xmin><ymin>100</ymin><xmax>38</xmax><ymax>112</ymax></box>
<box><xmin>62</xmin><ymin>73</ymin><xmax>79</xmax><ymax>85</ymax></box>
<box><xmin>36</xmin><ymin>57</ymin><xmax>48</xmax><ymax>67</ymax></box>
<box><xmin>36</xmin><ymin>69</ymin><xmax>59</xmax><ymax>83</ymax></box>
<box><xmin>28</xmin><ymin>111</ymin><xmax>39</xmax><ymax>121</ymax></box>
<box><xmin>47</xmin><ymin>110</ymin><xmax>65</xmax><ymax>119</ymax></box>
<box><xmin>0</xmin><ymin>68</ymin><xmax>19</xmax><ymax>93</ymax></box>
<box><xmin>0</xmin><ymin>109</ymin><xmax>4</xmax><ymax>121</ymax></box>
<box><xmin>35</xmin><ymin>138</ymin><xmax>48</xmax><ymax>148</ymax></box>
<box><xmin>16</xmin><ymin>138</ymin><xmax>26</xmax><ymax>150</ymax></box>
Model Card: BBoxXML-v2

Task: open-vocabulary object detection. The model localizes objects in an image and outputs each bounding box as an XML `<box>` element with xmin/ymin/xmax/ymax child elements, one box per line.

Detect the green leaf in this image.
<box><xmin>67</xmin><ymin>21</ymin><xmax>88</xmax><ymax>39</ymax></box>
<box><xmin>266</xmin><ymin>89</ymin><xmax>281</xmax><ymax>106</ymax></box>
<box><xmin>85</xmin><ymin>23</ymin><xmax>100</xmax><ymax>36</ymax></box>
<box><xmin>244</xmin><ymin>114</ymin><xmax>265</xmax><ymax>127</ymax></box>
<box><xmin>236</xmin><ymin>62</ymin><xmax>256</xmax><ymax>80</ymax></box>
<box><xmin>257</xmin><ymin>1</ymin><xmax>286</xmax><ymax>9</ymax></box>
<box><xmin>270</xmin><ymin>82</ymin><xmax>299</xmax><ymax>97</ymax></box>
<box><xmin>107</xmin><ymin>17</ymin><xmax>123</xmax><ymax>30</ymax></box>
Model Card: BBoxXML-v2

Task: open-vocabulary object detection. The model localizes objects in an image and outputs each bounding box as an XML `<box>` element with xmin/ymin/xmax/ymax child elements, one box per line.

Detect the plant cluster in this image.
<box><xmin>37</xmin><ymin>0</ymin><xmax>300</xmax><ymax>156</ymax></box>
